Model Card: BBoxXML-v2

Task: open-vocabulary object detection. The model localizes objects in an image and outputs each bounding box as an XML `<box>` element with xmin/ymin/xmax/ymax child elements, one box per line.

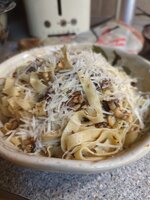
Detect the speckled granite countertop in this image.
<box><xmin>0</xmin><ymin>153</ymin><xmax>150</xmax><ymax>200</ymax></box>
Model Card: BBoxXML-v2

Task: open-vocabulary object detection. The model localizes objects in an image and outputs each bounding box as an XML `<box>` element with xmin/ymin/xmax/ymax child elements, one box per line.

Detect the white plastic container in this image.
<box><xmin>24</xmin><ymin>0</ymin><xmax>91</xmax><ymax>38</ymax></box>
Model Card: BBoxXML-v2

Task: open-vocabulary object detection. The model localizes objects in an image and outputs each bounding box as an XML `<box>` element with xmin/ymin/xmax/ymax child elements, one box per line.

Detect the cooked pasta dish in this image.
<box><xmin>0</xmin><ymin>46</ymin><xmax>149</xmax><ymax>161</ymax></box>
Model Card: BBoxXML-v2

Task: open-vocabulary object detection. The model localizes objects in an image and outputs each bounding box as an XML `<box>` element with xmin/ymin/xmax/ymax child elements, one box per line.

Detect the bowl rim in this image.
<box><xmin>0</xmin><ymin>43</ymin><xmax>150</xmax><ymax>173</ymax></box>
<box><xmin>0</xmin><ymin>135</ymin><xmax>150</xmax><ymax>173</ymax></box>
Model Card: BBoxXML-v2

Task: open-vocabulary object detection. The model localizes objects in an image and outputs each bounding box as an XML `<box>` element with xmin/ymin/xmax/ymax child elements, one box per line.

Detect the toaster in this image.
<box><xmin>24</xmin><ymin>0</ymin><xmax>91</xmax><ymax>38</ymax></box>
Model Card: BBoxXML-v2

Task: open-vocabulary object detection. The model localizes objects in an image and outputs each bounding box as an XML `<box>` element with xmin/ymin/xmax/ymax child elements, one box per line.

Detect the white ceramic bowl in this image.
<box><xmin>0</xmin><ymin>44</ymin><xmax>150</xmax><ymax>173</ymax></box>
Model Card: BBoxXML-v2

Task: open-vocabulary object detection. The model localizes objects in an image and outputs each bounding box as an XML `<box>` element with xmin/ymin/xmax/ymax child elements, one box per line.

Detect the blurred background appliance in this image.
<box><xmin>116</xmin><ymin>0</ymin><xmax>137</xmax><ymax>24</ymax></box>
<box><xmin>23</xmin><ymin>0</ymin><xmax>91</xmax><ymax>38</ymax></box>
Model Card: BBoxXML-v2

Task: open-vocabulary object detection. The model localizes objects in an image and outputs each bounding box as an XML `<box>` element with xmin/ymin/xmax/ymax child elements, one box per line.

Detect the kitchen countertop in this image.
<box><xmin>0</xmin><ymin>13</ymin><xmax>150</xmax><ymax>200</ymax></box>
<box><xmin>0</xmin><ymin>153</ymin><xmax>150</xmax><ymax>200</ymax></box>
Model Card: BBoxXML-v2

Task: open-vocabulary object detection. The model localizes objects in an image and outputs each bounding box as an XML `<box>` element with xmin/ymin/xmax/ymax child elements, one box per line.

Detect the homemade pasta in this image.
<box><xmin>0</xmin><ymin>46</ymin><xmax>149</xmax><ymax>161</ymax></box>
